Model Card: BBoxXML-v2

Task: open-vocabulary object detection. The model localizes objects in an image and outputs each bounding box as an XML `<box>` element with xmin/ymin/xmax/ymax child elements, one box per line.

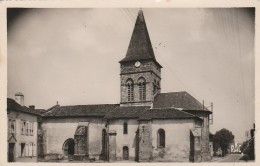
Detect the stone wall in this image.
<box><xmin>74</xmin><ymin>124</ymin><xmax>88</xmax><ymax>160</ymax></box>
<box><xmin>120</xmin><ymin>73</ymin><xmax>155</xmax><ymax>106</ymax></box>
<box><xmin>190</xmin><ymin>128</ymin><xmax>202</xmax><ymax>162</ymax></box>
<box><xmin>120</xmin><ymin>60</ymin><xmax>161</xmax><ymax>106</ymax></box>
<box><xmin>108</xmin><ymin>119</ymin><xmax>139</xmax><ymax>161</ymax></box>
<box><xmin>120</xmin><ymin>60</ymin><xmax>161</xmax><ymax>78</ymax></box>
<box><xmin>195</xmin><ymin>113</ymin><xmax>211</xmax><ymax>161</ymax></box>
<box><xmin>41</xmin><ymin>117</ymin><xmax>106</xmax><ymax>160</ymax></box>
<box><xmin>151</xmin><ymin>119</ymin><xmax>195</xmax><ymax>162</ymax></box>
<box><xmin>138</xmin><ymin>120</ymin><xmax>152</xmax><ymax>162</ymax></box>
<box><xmin>108</xmin><ymin>130</ymin><xmax>117</xmax><ymax>161</ymax></box>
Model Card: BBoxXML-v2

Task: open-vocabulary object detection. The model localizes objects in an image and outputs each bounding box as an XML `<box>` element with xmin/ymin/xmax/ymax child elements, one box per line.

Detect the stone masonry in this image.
<box><xmin>138</xmin><ymin>120</ymin><xmax>152</xmax><ymax>162</ymax></box>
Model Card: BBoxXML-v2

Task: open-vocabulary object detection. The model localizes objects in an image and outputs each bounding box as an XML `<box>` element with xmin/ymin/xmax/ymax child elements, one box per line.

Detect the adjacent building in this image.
<box><xmin>7</xmin><ymin>93</ymin><xmax>41</xmax><ymax>162</ymax></box>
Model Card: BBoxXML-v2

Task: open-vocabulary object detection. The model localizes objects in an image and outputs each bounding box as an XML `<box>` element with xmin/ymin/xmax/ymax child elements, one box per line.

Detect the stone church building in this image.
<box><xmin>38</xmin><ymin>10</ymin><xmax>211</xmax><ymax>162</ymax></box>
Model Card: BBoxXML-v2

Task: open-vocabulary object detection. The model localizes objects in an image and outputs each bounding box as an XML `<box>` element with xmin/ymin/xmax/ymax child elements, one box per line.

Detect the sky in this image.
<box><xmin>7</xmin><ymin>8</ymin><xmax>255</xmax><ymax>143</ymax></box>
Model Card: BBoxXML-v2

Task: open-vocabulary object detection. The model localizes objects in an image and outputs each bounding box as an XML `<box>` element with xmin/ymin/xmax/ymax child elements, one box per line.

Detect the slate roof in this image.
<box><xmin>8</xmin><ymin>91</ymin><xmax>210</xmax><ymax>119</ymax></box>
<box><xmin>36</xmin><ymin>109</ymin><xmax>48</xmax><ymax>114</ymax></box>
<box><xmin>42</xmin><ymin>104</ymin><xmax>119</xmax><ymax>117</ymax></box>
<box><xmin>7</xmin><ymin>98</ymin><xmax>41</xmax><ymax>116</ymax></box>
<box><xmin>104</xmin><ymin>106</ymin><xmax>150</xmax><ymax>119</ymax></box>
<box><xmin>153</xmin><ymin>91</ymin><xmax>211</xmax><ymax>112</ymax></box>
<box><xmin>119</xmin><ymin>10</ymin><xmax>162</xmax><ymax>68</ymax></box>
<box><xmin>39</xmin><ymin>91</ymin><xmax>210</xmax><ymax>119</ymax></box>
<box><xmin>105</xmin><ymin>106</ymin><xmax>201</xmax><ymax>121</ymax></box>
<box><xmin>42</xmin><ymin>103</ymin><xmax>201</xmax><ymax>121</ymax></box>
<box><xmin>139</xmin><ymin>108</ymin><xmax>202</xmax><ymax>120</ymax></box>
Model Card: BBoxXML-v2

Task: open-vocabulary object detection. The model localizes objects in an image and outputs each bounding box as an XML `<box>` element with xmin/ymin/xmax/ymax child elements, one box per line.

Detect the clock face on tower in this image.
<box><xmin>135</xmin><ymin>61</ymin><xmax>141</xmax><ymax>67</ymax></box>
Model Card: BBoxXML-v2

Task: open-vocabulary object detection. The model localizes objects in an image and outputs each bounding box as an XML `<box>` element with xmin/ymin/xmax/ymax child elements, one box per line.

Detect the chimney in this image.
<box><xmin>15</xmin><ymin>92</ymin><xmax>24</xmax><ymax>106</ymax></box>
<box><xmin>29</xmin><ymin>105</ymin><xmax>35</xmax><ymax>110</ymax></box>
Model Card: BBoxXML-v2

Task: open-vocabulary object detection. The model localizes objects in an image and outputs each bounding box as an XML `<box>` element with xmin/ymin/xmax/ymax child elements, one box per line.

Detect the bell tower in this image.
<box><xmin>119</xmin><ymin>10</ymin><xmax>162</xmax><ymax>106</ymax></box>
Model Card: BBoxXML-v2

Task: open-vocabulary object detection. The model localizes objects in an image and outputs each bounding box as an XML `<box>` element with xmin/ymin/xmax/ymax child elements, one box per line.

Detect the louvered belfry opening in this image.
<box><xmin>138</xmin><ymin>77</ymin><xmax>146</xmax><ymax>101</ymax></box>
<box><xmin>127</xmin><ymin>79</ymin><xmax>134</xmax><ymax>102</ymax></box>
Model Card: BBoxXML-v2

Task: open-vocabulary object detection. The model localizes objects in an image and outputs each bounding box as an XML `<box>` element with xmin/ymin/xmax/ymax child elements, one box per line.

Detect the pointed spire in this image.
<box><xmin>120</xmin><ymin>9</ymin><xmax>160</xmax><ymax>66</ymax></box>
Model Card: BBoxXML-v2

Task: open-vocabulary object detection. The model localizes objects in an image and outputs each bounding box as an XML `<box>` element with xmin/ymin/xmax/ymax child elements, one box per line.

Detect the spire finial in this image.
<box><xmin>138</xmin><ymin>8</ymin><xmax>143</xmax><ymax>14</ymax></box>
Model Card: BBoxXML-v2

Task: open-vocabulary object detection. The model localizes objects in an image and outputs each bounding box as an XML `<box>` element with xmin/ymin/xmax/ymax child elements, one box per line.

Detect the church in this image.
<box><xmin>10</xmin><ymin>10</ymin><xmax>212</xmax><ymax>162</ymax></box>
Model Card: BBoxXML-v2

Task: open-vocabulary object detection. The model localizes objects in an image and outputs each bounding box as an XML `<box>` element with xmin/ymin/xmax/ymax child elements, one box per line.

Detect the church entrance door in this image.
<box><xmin>123</xmin><ymin>146</ymin><xmax>129</xmax><ymax>160</ymax></box>
<box><xmin>63</xmin><ymin>138</ymin><xmax>75</xmax><ymax>156</ymax></box>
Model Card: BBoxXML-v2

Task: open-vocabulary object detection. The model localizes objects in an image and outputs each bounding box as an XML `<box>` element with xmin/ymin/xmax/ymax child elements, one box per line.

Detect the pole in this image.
<box><xmin>211</xmin><ymin>102</ymin><xmax>213</xmax><ymax>124</ymax></box>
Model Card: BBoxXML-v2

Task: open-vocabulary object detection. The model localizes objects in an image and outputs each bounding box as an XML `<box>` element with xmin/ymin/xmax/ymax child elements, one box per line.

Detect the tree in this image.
<box><xmin>213</xmin><ymin>128</ymin><xmax>234</xmax><ymax>157</ymax></box>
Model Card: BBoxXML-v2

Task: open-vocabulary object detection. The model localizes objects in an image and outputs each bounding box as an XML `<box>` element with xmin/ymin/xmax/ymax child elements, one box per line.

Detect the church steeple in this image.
<box><xmin>120</xmin><ymin>10</ymin><xmax>161</xmax><ymax>68</ymax></box>
<box><xmin>119</xmin><ymin>10</ymin><xmax>162</xmax><ymax>107</ymax></box>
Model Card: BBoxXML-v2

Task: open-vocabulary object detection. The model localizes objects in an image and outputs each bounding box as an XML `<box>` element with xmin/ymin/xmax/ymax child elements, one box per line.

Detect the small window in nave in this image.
<box><xmin>123</xmin><ymin>122</ymin><xmax>128</xmax><ymax>134</ymax></box>
<box><xmin>158</xmin><ymin>129</ymin><xmax>165</xmax><ymax>148</ymax></box>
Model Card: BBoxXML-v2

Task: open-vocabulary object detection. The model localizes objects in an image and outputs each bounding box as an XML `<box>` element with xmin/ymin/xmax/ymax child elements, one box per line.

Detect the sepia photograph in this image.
<box><xmin>5</xmin><ymin>8</ymin><xmax>255</xmax><ymax>163</ymax></box>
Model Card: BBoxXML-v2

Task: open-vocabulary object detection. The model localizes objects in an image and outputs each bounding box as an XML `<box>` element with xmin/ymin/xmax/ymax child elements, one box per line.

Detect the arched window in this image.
<box><xmin>158</xmin><ymin>129</ymin><xmax>165</xmax><ymax>148</ymax></box>
<box><xmin>123</xmin><ymin>122</ymin><xmax>128</xmax><ymax>134</ymax></box>
<box><xmin>123</xmin><ymin>146</ymin><xmax>129</xmax><ymax>160</ymax></box>
<box><xmin>126</xmin><ymin>79</ymin><xmax>134</xmax><ymax>101</ymax></box>
<box><xmin>138</xmin><ymin>77</ymin><xmax>146</xmax><ymax>101</ymax></box>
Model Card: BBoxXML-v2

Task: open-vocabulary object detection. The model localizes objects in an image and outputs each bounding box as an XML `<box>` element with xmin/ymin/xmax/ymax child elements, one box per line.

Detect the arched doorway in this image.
<box><xmin>123</xmin><ymin>146</ymin><xmax>129</xmax><ymax>160</ymax></box>
<box><xmin>63</xmin><ymin>138</ymin><xmax>75</xmax><ymax>156</ymax></box>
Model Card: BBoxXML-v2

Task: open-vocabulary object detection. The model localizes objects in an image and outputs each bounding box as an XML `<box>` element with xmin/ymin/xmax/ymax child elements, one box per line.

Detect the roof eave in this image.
<box><xmin>183</xmin><ymin>109</ymin><xmax>212</xmax><ymax>114</ymax></box>
<box><xmin>105</xmin><ymin>117</ymin><xmax>139</xmax><ymax>120</ymax></box>
<box><xmin>8</xmin><ymin>109</ymin><xmax>41</xmax><ymax>116</ymax></box>
<box><xmin>138</xmin><ymin>116</ymin><xmax>202</xmax><ymax>121</ymax></box>
<box><xmin>42</xmin><ymin>115</ymin><xmax>106</xmax><ymax>118</ymax></box>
